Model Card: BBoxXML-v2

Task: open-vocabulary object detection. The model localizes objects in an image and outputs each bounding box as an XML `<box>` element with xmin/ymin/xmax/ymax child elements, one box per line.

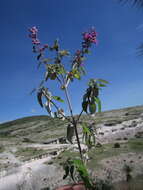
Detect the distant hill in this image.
<box><xmin>0</xmin><ymin>105</ymin><xmax>143</xmax><ymax>143</ymax></box>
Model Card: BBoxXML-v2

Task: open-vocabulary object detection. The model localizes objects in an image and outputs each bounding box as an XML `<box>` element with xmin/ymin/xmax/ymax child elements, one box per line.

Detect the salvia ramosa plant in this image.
<box><xmin>28</xmin><ymin>26</ymin><xmax>108</xmax><ymax>189</ymax></box>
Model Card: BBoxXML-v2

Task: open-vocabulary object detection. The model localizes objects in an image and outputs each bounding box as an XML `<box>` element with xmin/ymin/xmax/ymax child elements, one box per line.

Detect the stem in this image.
<box><xmin>64</xmin><ymin>86</ymin><xmax>83</xmax><ymax>161</ymax></box>
<box><xmin>57</xmin><ymin>68</ymin><xmax>83</xmax><ymax>160</ymax></box>
<box><xmin>76</xmin><ymin>109</ymin><xmax>84</xmax><ymax>123</ymax></box>
<box><xmin>42</xmin><ymin>89</ymin><xmax>71</xmax><ymax>123</ymax></box>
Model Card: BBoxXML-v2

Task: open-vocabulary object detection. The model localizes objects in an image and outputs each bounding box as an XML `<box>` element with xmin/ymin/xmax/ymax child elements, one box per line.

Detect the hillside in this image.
<box><xmin>0</xmin><ymin>105</ymin><xmax>143</xmax><ymax>190</ymax></box>
<box><xmin>1</xmin><ymin>105</ymin><xmax>143</xmax><ymax>143</ymax></box>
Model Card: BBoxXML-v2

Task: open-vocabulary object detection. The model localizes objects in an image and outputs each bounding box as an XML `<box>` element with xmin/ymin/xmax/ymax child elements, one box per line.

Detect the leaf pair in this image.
<box><xmin>82</xmin><ymin>78</ymin><xmax>108</xmax><ymax>114</ymax></box>
<box><xmin>63</xmin><ymin>159</ymin><xmax>75</xmax><ymax>182</ymax></box>
<box><xmin>63</xmin><ymin>158</ymin><xmax>93</xmax><ymax>189</ymax></box>
<box><xmin>81</xmin><ymin>123</ymin><xmax>96</xmax><ymax>149</ymax></box>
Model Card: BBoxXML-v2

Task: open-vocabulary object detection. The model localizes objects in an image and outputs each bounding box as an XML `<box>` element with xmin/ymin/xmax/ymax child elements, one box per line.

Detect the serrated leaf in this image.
<box><xmin>52</xmin><ymin>96</ymin><xmax>64</xmax><ymax>102</ymax></box>
<box><xmin>89</xmin><ymin>103</ymin><xmax>96</xmax><ymax>114</ymax></box>
<box><xmin>82</xmin><ymin>101</ymin><xmax>88</xmax><ymax>113</ymax></box>
<box><xmin>94</xmin><ymin>97</ymin><xmax>101</xmax><ymax>113</ymax></box>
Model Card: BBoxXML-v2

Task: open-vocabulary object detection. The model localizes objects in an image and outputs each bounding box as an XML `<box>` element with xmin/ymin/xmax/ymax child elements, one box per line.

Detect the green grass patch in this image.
<box><xmin>54</xmin><ymin>138</ymin><xmax>143</xmax><ymax>170</ymax></box>
<box><xmin>128</xmin><ymin>138</ymin><xmax>143</xmax><ymax>152</ymax></box>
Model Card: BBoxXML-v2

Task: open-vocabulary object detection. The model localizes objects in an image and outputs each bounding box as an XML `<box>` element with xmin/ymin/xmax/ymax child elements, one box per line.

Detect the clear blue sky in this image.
<box><xmin>0</xmin><ymin>0</ymin><xmax>143</xmax><ymax>123</ymax></box>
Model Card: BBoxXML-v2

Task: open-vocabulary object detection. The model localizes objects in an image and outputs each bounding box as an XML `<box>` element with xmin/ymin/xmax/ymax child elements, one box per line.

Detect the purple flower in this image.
<box><xmin>29</xmin><ymin>26</ymin><xmax>38</xmax><ymax>34</ymax></box>
<box><xmin>44</xmin><ymin>44</ymin><xmax>48</xmax><ymax>48</ymax></box>
<box><xmin>32</xmin><ymin>39</ymin><xmax>40</xmax><ymax>45</ymax></box>
<box><xmin>29</xmin><ymin>26</ymin><xmax>41</xmax><ymax>45</ymax></box>
<box><xmin>82</xmin><ymin>28</ymin><xmax>97</xmax><ymax>45</ymax></box>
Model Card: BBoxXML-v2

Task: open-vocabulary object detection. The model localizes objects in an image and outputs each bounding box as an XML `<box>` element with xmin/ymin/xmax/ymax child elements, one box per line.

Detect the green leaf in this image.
<box><xmin>93</xmin><ymin>87</ymin><xmax>99</xmax><ymax>97</ymax></box>
<box><xmin>79</xmin><ymin>66</ymin><xmax>86</xmax><ymax>75</ymax></box>
<box><xmin>53</xmin><ymin>39</ymin><xmax>59</xmax><ymax>51</ymax></box>
<box><xmin>58</xmin><ymin>67</ymin><xmax>66</xmax><ymax>75</ymax></box>
<box><xmin>97</xmin><ymin>79</ymin><xmax>109</xmax><ymax>84</ymax></box>
<box><xmin>59</xmin><ymin>50</ymin><xmax>70</xmax><ymax>56</ymax></box>
<box><xmin>73</xmin><ymin>159</ymin><xmax>89</xmax><ymax>177</ymax></box>
<box><xmin>42</xmin><ymin>58</ymin><xmax>52</xmax><ymax>64</ymax></box>
<box><xmin>70</xmin><ymin>165</ymin><xmax>75</xmax><ymax>182</ymax></box>
<box><xmin>98</xmin><ymin>83</ymin><xmax>106</xmax><ymax>87</ymax></box>
<box><xmin>82</xmin><ymin>123</ymin><xmax>91</xmax><ymax>135</ymax></box>
<box><xmin>67</xmin><ymin>124</ymin><xmax>74</xmax><ymax>143</ymax></box>
<box><xmin>37</xmin><ymin>53</ymin><xmax>42</xmax><ymax>60</ymax></box>
<box><xmin>89</xmin><ymin>103</ymin><xmax>96</xmax><ymax>114</ymax></box>
<box><xmin>74</xmin><ymin>73</ymin><xmax>81</xmax><ymax>79</ymax></box>
<box><xmin>37</xmin><ymin>91</ymin><xmax>43</xmax><ymax>107</ymax></box>
<box><xmin>82</xmin><ymin>101</ymin><xmax>88</xmax><ymax>113</ymax></box>
<box><xmin>63</xmin><ymin>165</ymin><xmax>69</xmax><ymax>179</ymax></box>
<box><xmin>94</xmin><ymin>97</ymin><xmax>101</xmax><ymax>113</ymax></box>
<box><xmin>52</xmin><ymin>96</ymin><xmax>64</xmax><ymax>102</ymax></box>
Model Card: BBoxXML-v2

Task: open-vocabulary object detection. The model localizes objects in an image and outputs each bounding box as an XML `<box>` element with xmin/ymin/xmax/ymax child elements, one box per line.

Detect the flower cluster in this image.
<box><xmin>82</xmin><ymin>28</ymin><xmax>97</xmax><ymax>48</ymax></box>
<box><xmin>29</xmin><ymin>26</ymin><xmax>40</xmax><ymax>45</ymax></box>
<box><xmin>29</xmin><ymin>26</ymin><xmax>48</xmax><ymax>53</ymax></box>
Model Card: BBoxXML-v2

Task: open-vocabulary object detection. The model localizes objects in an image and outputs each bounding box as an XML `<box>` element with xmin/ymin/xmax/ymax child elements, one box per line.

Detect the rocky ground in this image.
<box><xmin>0</xmin><ymin>105</ymin><xmax>143</xmax><ymax>190</ymax></box>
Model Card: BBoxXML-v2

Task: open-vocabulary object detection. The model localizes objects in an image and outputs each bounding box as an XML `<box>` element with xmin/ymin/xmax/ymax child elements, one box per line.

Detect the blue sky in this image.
<box><xmin>0</xmin><ymin>0</ymin><xmax>143</xmax><ymax>123</ymax></box>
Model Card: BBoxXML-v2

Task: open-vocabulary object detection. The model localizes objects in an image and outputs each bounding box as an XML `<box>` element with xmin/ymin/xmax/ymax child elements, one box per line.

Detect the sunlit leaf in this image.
<box><xmin>89</xmin><ymin>103</ymin><xmax>96</xmax><ymax>114</ymax></box>
<box><xmin>82</xmin><ymin>123</ymin><xmax>91</xmax><ymax>135</ymax></box>
<box><xmin>97</xmin><ymin>79</ymin><xmax>109</xmax><ymax>84</ymax></box>
<box><xmin>94</xmin><ymin>97</ymin><xmax>101</xmax><ymax>113</ymax></box>
<box><xmin>52</xmin><ymin>96</ymin><xmax>64</xmax><ymax>102</ymax></box>
<box><xmin>59</xmin><ymin>50</ymin><xmax>70</xmax><ymax>56</ymax></box>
